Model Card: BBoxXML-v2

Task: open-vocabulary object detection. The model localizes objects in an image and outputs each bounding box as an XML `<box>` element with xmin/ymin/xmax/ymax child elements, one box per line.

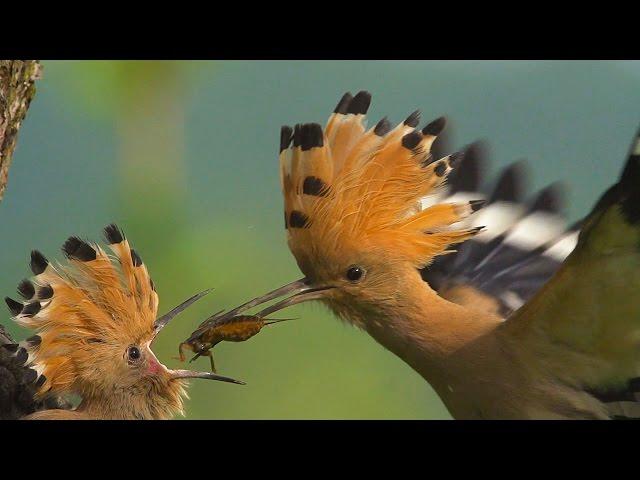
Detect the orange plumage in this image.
<box><xmin>216</xmin><ymin>91</ymin><xmax>640</xmax><ymax>418</ymax></box>
<box><xmin>5</xmin><ymin>224</ymin><xmax>243</xmax><ymax>420</ymax></box>
<box><xmin>14</xmin><ymin>230</ymin><xmax>160</xmax><ymax>398</ymax></box>
<box><xmin>281</xmin><ymin>92</ymin><xmax>483</xmax><ymax>278</ymax></box>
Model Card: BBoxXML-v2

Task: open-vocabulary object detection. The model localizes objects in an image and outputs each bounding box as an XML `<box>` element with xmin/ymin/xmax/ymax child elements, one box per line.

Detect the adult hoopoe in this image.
<box><xmin>215</xmin><ymin>91</ymin><xmax>640</xmax><ymax>419</ymax></box>
<box><xmin>0</xmin><ymin>224</ymin><xmax>243</xmax><ymax>420</ymax></box>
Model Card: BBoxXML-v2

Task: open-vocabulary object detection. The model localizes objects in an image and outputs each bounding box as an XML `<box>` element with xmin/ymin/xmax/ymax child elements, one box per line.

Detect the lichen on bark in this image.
<box><xmin>0</xmin><ymin>60</ymin><xmax>41</xmax><ymax>202</ymax></box>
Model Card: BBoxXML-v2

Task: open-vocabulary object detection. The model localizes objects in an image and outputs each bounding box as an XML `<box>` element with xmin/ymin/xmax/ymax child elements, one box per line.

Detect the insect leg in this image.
<box><xmin>203</xmin><ymin>350</ymin><xmax>217</xmax><ymax>373</ymax></box>
<box><xmin>178</xmin><ymin>342</ymin><xmax>188</xmax><ymax>362</ymax></box>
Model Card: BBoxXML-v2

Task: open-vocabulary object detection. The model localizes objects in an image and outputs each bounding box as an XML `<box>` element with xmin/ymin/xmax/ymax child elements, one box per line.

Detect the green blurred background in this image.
<box><xmin>2</xmin><ymin>61</ymin><xmax>639</xmax><ymax>419</ymax></box>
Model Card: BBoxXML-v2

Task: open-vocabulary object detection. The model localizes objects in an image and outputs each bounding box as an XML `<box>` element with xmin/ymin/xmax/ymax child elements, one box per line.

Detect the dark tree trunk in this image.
<box><xmin>0</xmin><ymin>60</ymin><xmax>41</xmax><ymax>202</ymax></box>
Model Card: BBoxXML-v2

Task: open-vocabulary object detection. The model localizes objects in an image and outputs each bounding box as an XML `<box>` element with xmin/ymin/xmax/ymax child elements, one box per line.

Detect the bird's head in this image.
<box><xmin>222</xmin><ymin>91</ymin><xmax>484</xmax><ymax>328</ymax></box>
<box><xmin>5</xmin><ymin>224</ymin><xmax>242</xmax><ymax>419</ymax></box>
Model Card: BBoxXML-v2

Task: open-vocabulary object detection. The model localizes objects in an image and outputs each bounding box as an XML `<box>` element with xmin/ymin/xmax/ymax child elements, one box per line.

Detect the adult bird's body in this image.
<box><xmin>213</xmin><ymin>91</ymin><xmax>640</xmax><ymax>419</ymax></box>
<box><xmin>0</xmin><ymin>224</ymin><xmax>243</xmax><ymax>420</ymax></box>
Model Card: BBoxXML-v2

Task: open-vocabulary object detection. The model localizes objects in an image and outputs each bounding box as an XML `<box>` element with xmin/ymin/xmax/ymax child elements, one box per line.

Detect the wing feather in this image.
<box><xmin>421</xmin><ymin>143</ymin><xmax>576</xmax><ymax>317</ymax></box>
<box><xmin>503</xmin><ymin>128</ymin><xmax>640</xmax><ymax>418</ymax></box>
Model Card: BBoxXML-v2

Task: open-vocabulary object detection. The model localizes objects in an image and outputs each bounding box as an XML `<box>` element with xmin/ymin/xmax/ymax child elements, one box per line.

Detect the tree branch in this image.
<box><xmin>0</xmin><ymin>60</ymin><xmax>41</xmax><ymax>202</ymax></box>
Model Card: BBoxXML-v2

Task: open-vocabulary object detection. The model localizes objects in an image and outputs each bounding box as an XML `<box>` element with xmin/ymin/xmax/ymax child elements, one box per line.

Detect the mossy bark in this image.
<box><xmin>0</xmin><ymin>60</ymin><xmax>41</xmax><ymax>202</ymax></box>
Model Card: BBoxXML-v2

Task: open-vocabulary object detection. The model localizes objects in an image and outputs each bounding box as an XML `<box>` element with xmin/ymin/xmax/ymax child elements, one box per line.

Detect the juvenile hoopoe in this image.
<box><xmin>215</xmin><ymin>91</ymin><xmax>640</xmax><ymax>419</ymax></box>
<box><xmin>0</xmin><ymin>224</ymin><xmax>243</xmax><ymax>420</ymax></box>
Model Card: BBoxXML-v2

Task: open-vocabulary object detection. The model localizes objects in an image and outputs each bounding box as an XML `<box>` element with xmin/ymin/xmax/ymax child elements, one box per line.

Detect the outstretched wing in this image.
<box><xmin>421</xmin><ymin>142</ymin><xmax>578</xmax><ymax>317</ymax></box>
<box><xmin>503</xmin><ymin>128</ymin><xmax>640</xmax><ymax>419</ymax></box>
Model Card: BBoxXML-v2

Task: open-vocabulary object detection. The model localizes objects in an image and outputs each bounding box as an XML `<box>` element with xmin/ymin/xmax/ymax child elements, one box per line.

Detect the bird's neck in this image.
<box><xmin>75</xmin><ymin>383</ymin><xmax>186</xmax><ymax>420</ymax></box>
<box><xmin>348</xmin><ymin>269</ymin><xmax>506</xmax><ymax>409</ymax></box>
<box><xmin>76</xmin><ymin>395</ymin><xmax>141</xmax><ymax>419</ymax></box>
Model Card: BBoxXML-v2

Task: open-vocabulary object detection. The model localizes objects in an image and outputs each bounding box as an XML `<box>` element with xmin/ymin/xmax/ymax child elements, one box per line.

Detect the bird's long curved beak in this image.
<box><xmin>168</xmin><ymin>369</ymin><xmax>245</xmax><ymax>385</ymax></box>
<box><xmin>198</xmin><ymin>278</ymin><xmax>332</xmax><ymax>329</ymax></box>
<box><xmin>252</xmin><ymin>279</ymin><xmax>333</xmax><ymax>317</ymax></box>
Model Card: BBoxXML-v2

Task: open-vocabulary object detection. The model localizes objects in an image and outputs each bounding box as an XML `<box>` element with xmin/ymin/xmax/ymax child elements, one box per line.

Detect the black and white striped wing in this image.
<box><xmin>421</xmin><ymin>141</ymin><xmax>579</xmax><ymax>318</ymax></box>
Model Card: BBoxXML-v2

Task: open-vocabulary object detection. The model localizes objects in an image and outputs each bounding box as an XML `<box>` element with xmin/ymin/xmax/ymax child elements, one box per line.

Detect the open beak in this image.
<box><xmin>151</xmin><ymin>288</ymin><xmax>246</xmax><ymax>385</ymax></box>
<box><xmin>198</xmin><ymin>277</ymin><xmax>333</xmax><ymax>328</ymax></box>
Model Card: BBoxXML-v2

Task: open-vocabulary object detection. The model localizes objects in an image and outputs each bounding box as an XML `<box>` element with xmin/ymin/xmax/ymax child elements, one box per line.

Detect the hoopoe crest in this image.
<box><xmin>209</xmin><ymin>91</ymin><xmax>640</xmax><ymax>419</ymax></box>
<box><xmin>4</xmin><ymin>224</ymin><xmax>242</xmax><ymax>420</ymax></box>
<box><xmin>279</xmin><ymin>92</ymin><xmax>483</xmax><ymax>309</ymax></box>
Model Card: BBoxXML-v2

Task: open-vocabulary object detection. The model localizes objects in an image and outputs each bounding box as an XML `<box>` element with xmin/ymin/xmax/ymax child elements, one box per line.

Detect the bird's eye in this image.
<box><xmin>346</xmin><ymin>265</ymin><xmax>365</xmax><ymax>282</ymax></box>
<box><xmin>127</xmin><ymin>345</ymin><xmax>142</xmax><ymax>363</ymax></box>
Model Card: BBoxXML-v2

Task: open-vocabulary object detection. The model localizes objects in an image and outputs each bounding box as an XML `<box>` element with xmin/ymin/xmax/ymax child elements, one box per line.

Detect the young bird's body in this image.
<box><xmin>216</xmin><ymin>91</ymin><xmax>640</xmax><ymax>419</ymax></box>
<box><xmin>1</xmin><ymin>224</ymin><xmax>243</xmax><ymax>420</ymax></box>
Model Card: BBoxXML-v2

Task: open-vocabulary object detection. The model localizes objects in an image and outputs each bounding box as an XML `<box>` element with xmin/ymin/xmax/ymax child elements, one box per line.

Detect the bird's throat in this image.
<box><xmin>344</xmin><ymin>269</ymin><xmax>505</xmax><ymax>411</ymax></box>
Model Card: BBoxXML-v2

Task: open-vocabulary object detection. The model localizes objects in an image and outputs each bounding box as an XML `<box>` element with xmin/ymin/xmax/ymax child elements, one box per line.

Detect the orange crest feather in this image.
<box><xmin>10</xmin><ymin>224</ymin><xmax>159</xmax><ymax>397</ymax></box>
<box><xmin>280</xmin><ymin>91</ymin><xmax>484</xmax><ymax>271</ymax></box>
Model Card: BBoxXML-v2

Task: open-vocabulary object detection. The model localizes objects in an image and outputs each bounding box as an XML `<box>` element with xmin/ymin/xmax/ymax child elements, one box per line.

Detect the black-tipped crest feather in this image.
<box><xmin>5</xmin><ymin>297</ymin><xmax>22</xmax><ymax>316</ymax></box>
<box><xmin>21</xmin><ymin>302</ymin><xmax>41</xmax><ymax>318</ymax></box>
<box><xmin>404</xmin><ymin>110</ymin><xmax>421</xmax><ymax>127</ymax></box>
<box><xmin>289</xmin><ymin>210</ymin><xmax>310</xmax><ymax>229</ymax></box>
<box><xmin>280</xmin><ymin>125</ymin><xmax>293</xmax><ymax>153</ymax></box>
<box><xmin>62</xmin><ymin>237</ymin><xmax>97</xmax><ymax>262</ymax></box>
<box><xmin>346</xmin><ymin>91</ymin><xmax>371</xmax><ymax>115</ymax></box>
<box><xmin>292</xmin><ymin>124</ymin><xmax>302</xmax><ymax>148</ymax></box>
<box><xmin>17</xmin><ymin>280</ymin><xmax>35</xmax><ymax>300</ymax></box>
<box><xmin>422</xmin><ymin>117</ymin><xmax>446</xmax><ymax>136</ymax></box>
<box><xmin>130</xmin><ymin>249</ymin><xmax>143</xmax><ymax>267</ymax></box>
<box><xmin>300</xmin><ymin>123</ymin><xmax>324</xmax><ymax>151</ymax></box>
<box><xmin>30</xmin><ymin>250</ymin><xmax>48</xmax><ymax>275</ymax></box>
<box><xmin>334</xmin><ymin>92</ymin><xmax>353</xmax><ymax>114</ymax></box>
<box><xmin>303</xmin><ymin>176</ymin><xmax>329</xmax><ymax>197</ymax></box>
<box><xmin>402</xmin><ymin>130</ymin><xmax>422</xmax><ymax>150</ymax></box>
<box><xmin>104</xmin><ymin>223</ymin><xmax>124</xmax><ymax>244</ymax></box>
<box><xmin>37</xmin><ymin>285</ymin><xmax>53</xmax><ymax>300</ymax></box>
<box><xmin>374</xmin><ymin>117</ymin><xmax>391</xmax><ymax>136</ymax></box>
